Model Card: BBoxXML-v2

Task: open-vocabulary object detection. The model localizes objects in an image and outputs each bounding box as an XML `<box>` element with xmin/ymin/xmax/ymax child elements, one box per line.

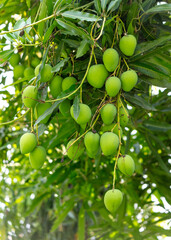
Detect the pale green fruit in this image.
<box><xmin>70</xmin><ymin>103</ymin><xmax>91</xmax><ymax>125</ymax></box>
<box><xmin>31</xmin><ymin>57</ymin><xmax>40</xmax><ymax>68</ymax></box>
<box><xmin>118</xmin><ymin>155</ymin><xmax>135</xmax><ymax>176</ymax></box>
<box><xmin>40</xmin><ymin>64</ymin><xmax>53</xmax><ymax>82</ymax></box>
<box><xmin>119</xmin><ymin>107</ymin><xmax>129</xmax><ymax>127</ymax></box>
<box><xmin>9</xmin><ymin>53</ymin><xmax>20</xmax><ymax>67</ymax></box>
<box><xmin>101</xmin><ymin>104</ymin><xmax>116</xmax><ymax>125</ymax></box>
<box><xmin>121</xmin><ymin>70</ymin><xmax>138</xmax><ymax>92</ymax></box>
<box><xmin>119</xmin><ymin>34</ymin><xmax>137</xmax><ymax>56</ymax></box>
<box><xmin>22</xmin><ymin>86</ymin><xmax>38</xmax><ymax>108</ymax></box>
<box><xmin>101</xmin><ymin>123</ymin><xmax>123</xmax><ymax>136</ymax></box>
<box><xmin>67</xmin><ymin>139</ymin><xmax>85</xmax><ymax>160</ymax></box>
<box><xmin>105</xmin><ymin>76</ymin><xmax>121</xmax><ymax>97</ymax></box>
<box><xmin>62</xmin><ymin>76</ymin><xmax>77</xmax><ymax>99</ymax></box>
<box><xmin>103</xmin><ymin>48</ymin><xmax>119</xmax><ymax>72</ymax></box>
<box><xmin>87</xmin><ymin>64</ymin><xmax>108</xmax><ymax>88</ymax></box>
<box><xmin>29</xmin><ymin>146</ymin><xmax>46</xmax><ymax>169</ymax></box>
<box><xmin>20</xmin><ymin>133</ymin><xmax>37</xmax><ymax>154</ymax></box>
<box><xmin>24</xmin><ymin>67</ymin><xmax>34</xmax><ymax>78</ymax></box>
<box><xmin>100</xmin><ymin>132</ymin><xmax>119</xmax><ymax>156</ymax></box>
<box><xmin>84</xmin><ymin>132</ymin><xmax>100</xmax><ymax>156</ymax></box>
<box><xmin>104</xmin><ymin>189</ymin><xmax>123</xmax><ymax>213</ymax></box>
<box><xmin>59</xmin><ymin>99</ymin><xmax>71</xmax><ymax>117</ymax></box>
<box><xmin>34</xmin><ymin>102</ymin><xmax>51</xmax><ymax>124</ymax></box>
<box><xmin>50</xmin><ymin>75</ymin><xmax>63</xmax><ymax>98</ymax></box>
<box><xmin>13</xmin><ymin>65</ymin><xmax>24</xmax><ymax>79</ymax></box>
<box><xmin>35</xmin><ymin>64</ymin><xmax>41</xmax><ymax>76</ymax></box>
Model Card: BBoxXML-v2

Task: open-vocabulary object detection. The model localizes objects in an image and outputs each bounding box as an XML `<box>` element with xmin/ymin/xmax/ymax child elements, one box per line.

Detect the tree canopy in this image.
<box><xmin>0</xmin><ymin>0</ymin><xmax>171</xmax><ymax>239</ymax></box>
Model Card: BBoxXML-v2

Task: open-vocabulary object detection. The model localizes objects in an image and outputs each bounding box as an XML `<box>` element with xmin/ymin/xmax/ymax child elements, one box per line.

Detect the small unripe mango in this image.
<box><xmin>62</xmin><ymin>76</ymin><xmax>77</xmax><ymax>99</ymax></box>
<box><xmin>121</xmin><ymin>70</ymin><xmax>138</xmax><ymax>92</ymax></box>
<box><xmin>34</xmin><ymin>102</ymin><xmax>51</xmax><ymax>124</ymax></box>
<box><xmin>59</xmin><ymin>99</ymin><xmax>71</xmax><ymax>117</ymax></box>
<box><xmin>118</xmin><ymin>155</ymin><xmax>135</xmax><ymax>176</ymax></box>
<box><xmin>104</xmin><ymin>189</ymin><xmax>123</xmax><ymax>213</ymax></box>
<box><xmin>35</xmin><ymin>64</ymin><xmax>41</xmax><ymax>76</ymax></box>
<box><xmin>20</xmin><ymin>132</ymin><xmax>37</xmax><ymax>154</ymax></box>
<box><xmin>67</xmin><ymin>139</ymin><xmax>85</xmax><ymax>160</ymax></box>
<box><xmin>22</xmin><ymin>86</ymin><xmax>38</xmax><ymax>108</ymax></box>
<box><xmin>14</xmin><ymin>65</ymin><xmax>24</xmax><ymax>79</ymax></box>
<box><xmin>24</xmin><ymin>67</ymin><xmax>34</xmax><ymax>78</ymax></box>
<box><xmin>84</xmin><ymin>131</ymin><xmax>100</xmax><ymax>157</ymax></box>
<box><xmin>40</xmin><ymin>64</ymin><xmax>53</xmax><ymax>82</ymax></box>
<box><xmin>101</xmin><ymin>104</ymin><xmax>116</xmax><ymax>125</ymax></box>
<box><xmin>119</xmin><ymin>107</ymin><xmax>129</xmax><ymax>127</ymax></box>
<box><xmin>31</xmin><ymin>57</ymin><xmax>40</xmax><ymax>68</ymax></box>
<box><xmin>29</xmin><ymin>146</ymin><xmax>46</xmax><ymax>169</ymax></box>
<box><xmin>103</xmin><ymin>48</ymin><xmax>119</xmax><ymax>72</ymax></box>
<box><xmin>119</xmin><ymin>34</ymin><xmax>137</xmax><ymax>56</ymax></box>
<box><xmin>87</xmin><ymin>64</ymin><xmax>108</xmax><ymax>88</ymax></box>
<box><xmin>100</xmin><ymin>132</ymin><xmax>119</xmax><ymax>156</ymax></box>
<box><xmin>105</xmin><ymin>76</ymin><xmax>121</xmax><ymax>97</ymax></box>
<box><xmin>9</xmin><ymin>53</ymin><xmax>20</xmax><ymax>67</ymax></box>
<box><xmin>70</xmin><ymin>103</ymin><xmax>91</xmax><ymax>125</ymax></box>
<box><xmin>50</xmin><ymin>75</ymin><xmax>63</xmax><ymax>98</ymax></box>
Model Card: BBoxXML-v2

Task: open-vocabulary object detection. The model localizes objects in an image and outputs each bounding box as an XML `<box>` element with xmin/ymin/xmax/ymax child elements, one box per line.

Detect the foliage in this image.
<box><xmin>0</xmin><ymin>0</ymin><xmax>171</xmax><ymax>239</ymax></box>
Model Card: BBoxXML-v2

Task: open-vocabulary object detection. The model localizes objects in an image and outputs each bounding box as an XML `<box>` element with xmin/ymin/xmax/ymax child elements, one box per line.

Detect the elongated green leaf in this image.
<box><xmin>62</xmin><ymin>10</ymin><xmax>100</xmax><ymax>22</ymax></box>
<box><xmin>26</xmin><ymin>0</ymin><xmax>30</xmax><ymax>8</ymax></box>
<box><xmin>73</xmin><ymin>95</ymin><xmax>80</xmax><ymax>120</ymax></box>
<box><xmin>101</xmin><ymin>0</ymin><xmax>110</xmax><ymax>10</ymax></box>
<box><xmin>51</xmin><ymin>199</ymin><xmax>75</xmax><ymax>232</ymax></box>
<box><xmin>52</xmin><ymin>58</ymin><xmax>69</xmax><ymax>73</ymax></box>
<box><xmin>0</xmin><ymin>49</ymin><xmax>13</xmax><ymax>62</ymax></box>
<box><xmin>38</xmin><ymin>0</ymin><xmax>47</xmax><ymax>37</ymax></box>
<box><xmin>43</xmin><ymin>21</ymin><xmax>58</xmax><ymax>43</ymax></box>
<box><xmin>145</xmin><ymin>3</ymin><xmax>171</xmax><ymax>14</ymax></box>
<box><xmin>107</xmin><ymin>0</ymin><xmax>122</xmax><ymax>13</ymax></box>
<box><xmin>78</xmin><ymin>206</ymin><xmax>85</xmax><ymax>240</ymax></box>
<box><xmin>76</xmin><ymin>40</ymin><xmax>90</xmax><ymax>58</ymax></box>
<box><xmin>94</xmin><ymin>0</ymin><xmax>101</xmax><ymax>14</ymax></box>
<box><xmin>56</xmin><ymin>19</ymin><xmax>91</xmax><ymax>41</ymax></box>
<box><xmin>3</xmin><ymin>76</ymin><xmax>34</xmax><ymax>89</ymax></box>
<box><xmin>36</xmin><ymin>45</ymin><xmax>49</xmax><ymax>83</ymax></box>
<box><xmin>143</xmin><ymin>120</ymin><xmax>171</xmax><ymax>132</ymax></box>
<box><xmin>140</xmin><ymin>76</ymin><xmax>171</xmax><ymax>89</ymax></box>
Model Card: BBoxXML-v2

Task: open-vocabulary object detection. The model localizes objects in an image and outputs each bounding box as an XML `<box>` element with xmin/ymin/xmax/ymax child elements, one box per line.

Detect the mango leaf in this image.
<box><xmin>107</xmin><ymin>0</ymin><xmax>122</xmax><ymax>13</ymax></box>
<box><xmin>78</xmin><ymin>206</ymin><xmax>85</xmax><ymax>240</ymax></box>
<box><xmin>62</xmin><ymin>10</ymin><xmax>100</xmax><ymax>22</ymax></box>
<box><xmin>94</xmin><ymin>0</ymin><xmax>101</xmax><ymax>14</ymax></box>
<box><xmin>51</xmin><ymin>199</ymin><xmax>75</xmax><ymax>232</ymax></box>
<box><xmin>36</xmin><ymin>46</ymin><xmax>49</xmax><ymax>83</ymax></box>
<box><xmin>0</xmin><ymin>49</ymin><xmax>14</xmax><ymax>63</ymax></box>
<box><xmin>52</xmin><ymin>58</ymin><xmax>69</xmax><ymax>73</ymax></box>
<box><xmin>101</xmin><ymin>0</ymin><xmax>110</xmax><ymax>11</ymax></box>
<box><xmin>140</xmin><ymin>76</ymin><xmax>171</xmax><ymax>89</ymax></box>
<box><xmin>38</xmin><ymin>0</ymin><xmax>47</xmax><ymax>37</ymax></box>
<box><xmin>143</xmin><ymin>120</ymin><xmax>171</xmax><ymax>132</ymax></box>
<box><xmin>145</xmin><ymin>3</ymin><xmax>171</xmax><ymax>14</ymax></box>
<box><xmin>26</xmin><ymin>0</ymin><xmax>30</xmax><ymax>8</ymax></box>
<box><xmin>73</xmin><ymin>95</ymin><xmax>80</xmax><ymax>120</ymax></box>
<box><xmin>76</xmin><ymin>40</ymin><xmax>90</xmax><ymax>58</ymax></box>
<box><xmin>43</xmin><ymin>21</ymin><xmax>58</xmax><ymax>43</ymax></box>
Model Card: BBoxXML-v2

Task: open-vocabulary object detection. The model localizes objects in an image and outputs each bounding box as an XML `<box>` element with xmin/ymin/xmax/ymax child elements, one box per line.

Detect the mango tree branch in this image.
<box><xmin>0</xmin><ymin>109</ymin><xmax>30</xmax><ymax>126</ymax></box>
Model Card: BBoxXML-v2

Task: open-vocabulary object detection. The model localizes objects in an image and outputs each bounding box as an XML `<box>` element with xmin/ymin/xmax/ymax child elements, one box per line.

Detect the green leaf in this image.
<box><xmin>38</xmin><ymin>0</ymin><xmax>47</xmax><ymax>37</ymax></box>
<box><xmin>43</xmin><ymin>21</ymin><xmax>58</xmax><ymax>43</ymax></box>
<box><xmin>140</xmin><ymin>76</ymin><xmax>171</xmax><ymax>90</ymax></box>
<box><xmin>145</xmin><ymin>3</ymin><xmax>171</xmax><ymax>14</ymax></box>
<box><xmin>143</xmin><ymin>120</ymin><xmax>171</xmax><ymax>132</ymax></box>
<box><xmin>52</xmin><ymin>58</ymin><xmax>69</xmax><ymax>73</ymax></box>
<box><xmin>101</xmin><ymin>0</ymin><xmax>110</xmax><ymax>11</ymax></box>
<box><xmin>26</xmin><ymin>0</ymin><xmax>30</xmax><ymax>8</ymax></box>
<box><xmin>73</xmin><ymin>95</ymin><xmax>80</xmax><ymax>120</ymax></box>
<box><xmin>51</xmin><ymin>199</ymin><xmax>75</xmax><ymax>232</ymax></box>
<box><xmin>0</xmin><ymin>49</ymin><xmax>14</xmax><ymax>63</ymax></box>
<box><xmin>56</xmin><ymin>18</ymin><xmax>91</xmax><ymax>41</ymax></box>
<box><xmin>107</xmin><ymin>0</ymin><xmax>122</xmax><ymax>13</ymax></box>
<box><xmin>76</xmin><ymin>40</ymin><xmax>90</xmax><ymax>58</ymax></box>
<box><xmin>62</xmin><ymin>10</ymin><xmax>100</xmax><ymax>22</ymax></box>
<box><xmin>94</xmin><ymin>0</ymin><xmax>101</xmax><ymax>14</ymax></box>
<box><xmin>36</xmin><ymin>45</ymin><xmax>49</xmax><ymax>83</ymax></box>
<box><xmin>78</xmin><ymin>206</ymin><xmax>85</xmax><ymax>240</ymax></box>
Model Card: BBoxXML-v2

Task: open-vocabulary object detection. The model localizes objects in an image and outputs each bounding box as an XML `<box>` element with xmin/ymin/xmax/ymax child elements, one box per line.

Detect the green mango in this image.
<box><xmin>100</xmin><ymin>132</ymin><xmax>119</xmax><ymax>156</ymax></box>
<box><xmin>104</xmin><ymin>189</ymin><xmax>123</xmax><ymax>213</ymax></box>
<box><xmin>22</xmin><ymin>86</ymin><xmax>38</xmax><ymax>108</ymax></box>
<box><xmin>20</xmin><ymin>132</ymin><xmax>37</xmax><ymax>154</ymax></box>
<box><xmin>101</xmin><ymin>103</ymin><xmax>116</xmax><ymax>125</ymax></box>
<box><xmin>105</xmin><ymin>76</ymin><xmax>121</xmax><ymax>97</ymax></box>
<box><xmin>29</xmin><ymin>146</ymin><xmax>46</xmax><ymax>169</ymax></box>
<box><xmin>87</xmin><ymin>64</ymin><xmax>108</xmax><ymax>88</ymax></box>
<box><xmin>70</xmin><ymin>103</ymin><xmax>91</xmax><ymax>125</ymax></box>
<box><xmin>103</xmin><ymin>48</ymin><xmax>119</xmax><ymax>72</ymax></box>
<box><xmin>119</xmin><ymin>34</ymin><xmax>137</xmax><ymax>56</ymax></box>
<box><xmin>118</xmin><ymin>155</ymin><xmax>135</xmax><ymax>176</ymax></box>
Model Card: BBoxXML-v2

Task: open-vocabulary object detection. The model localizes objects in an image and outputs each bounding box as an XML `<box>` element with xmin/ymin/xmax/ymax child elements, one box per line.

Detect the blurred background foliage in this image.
<box><xmin>0</xmin><ymin>0</ymin><xmax>171</xmax><ymax>239</ymax></box>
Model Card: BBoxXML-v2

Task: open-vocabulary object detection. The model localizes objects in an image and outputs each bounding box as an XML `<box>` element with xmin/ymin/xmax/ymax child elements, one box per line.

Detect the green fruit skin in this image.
<box><xmin>84</xmin><ymin>132</ymin><xmax>100</xmax><ymax>156</ymax></box>
<box><xmin>9</xmin><ymin>53</ymin><xmax>20</xmax><ymax>67</ymax></box>
<box><xmin>34</xmin><ymin>102</ymin><xmax>51</xmax><ymax>124</ymax></box>
<box><xmin>101</xmin><ymin>123</ymin><xmax>123</xmax><ymax>136</ymax></box>
<box><xmin>101</xmin><ymin>104</ymin><xmax>117</xmax><ymax>125</ymax></box>
<box><xmin>70</xmin><ymin>103</ymin><xmax>92</xmax><ymax>125</ymax></box>
<box><xmin>20</xmin><ymin>133</ymin><xmax>37</xmax><ymax>154</ymax></box>
<box><xmin>24</xmin><ymin>67</ymin><xmax>34</xmax><ymax>78</ymax></box>
<box><xmin>59</xmin><ymin>99</ymin><xmax>71</xmax><ymax>117</ymax></box>
<box><xmin>22</xmin><ymin>86</ymin><xmax>38</xmax><ymax>108</ymax></box>
<box><xmin>105</xmin><ymin>76</ymin><xmax>121</xmax><ymax>97</ymax></box>
<box><xmin>100</xmin><ymin>132</ymin><xmax>119</xmax><ymax>156</ymax></box>
<box><xmin>104</xmin><ymin>189</ymin><xmax>123</xmax><ymax>213</ymax></box>
<box><xmin>121</xmin><ymin>70</ymin><xmax>138</xmax><ymax>92</ymax></box>
<box><xmin>103</xmin><ymin>48</ymin><xmax>119</xmax><ymax>72</ymax></box>
<box><xmin>41</xmin><ymin>64</ymin><xmax>53</xmax><ymax>82</ymax></box>
<box><xmin>62</xmin><ymin>77</ymin><xmax>77</xmax><ymax>100</ymax></box>
<box><xmin>118</xmin><ymin>155</ymin><xmax>135</xmax><ymax>176</ymax></box>
<box><xmin>119</xmin><ymin>34</ymin><xmax>137</xmax><ymax>56</ymax></box>
<box><xmin>35</xmin><ymin>64</ymin><xmax>41</xmax><ymax>76</ymax></box>
<box><xmin>50</xmin><ymin>75</ymin><xmax>63</xmax><ymax>98</ymax></box>
<box><xmin>87</xmin><ymin>64</ymin><xmax>108</xmax><ymax>88</ymax></box>
<box><xmin>119</xmin><ymin>107</ymin><xmax>129</xmax><ymax>127</ymax></box>
<box><xmin>13</xmin><ymin>65</ymin><xmax>24</xmax><ymax>79</ymax></box>
<box><xmin>31</xmin><ymin>57</ymin><xmax>40</xmax><ymax>68</ymax></box>
<box><xmin>67</xmin><ymin>139</ymin><xmax>85</xmax><ymax>160</ymax></box>
<box><xmin>29</xmin><ymin>146</ymin><xmax>46</xmax><ymax>169</ymax></box>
